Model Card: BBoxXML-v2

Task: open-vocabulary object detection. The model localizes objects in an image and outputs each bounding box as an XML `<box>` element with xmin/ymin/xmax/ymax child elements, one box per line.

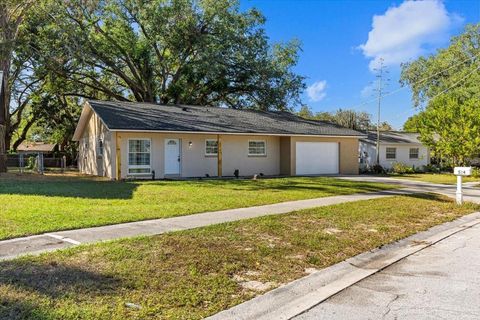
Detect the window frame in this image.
<box><xmin>127</xmin><ymin>138</ymin><xmax>152</xmax><ymax>175</ymax></box>
<box><xmin>409</xmin><ymin>147</ymin><xmax>419</xmax><ymax>159</ymax></box>
<box><xmin>248</xmin><ymin>140</ymin><xmax>267</xmax><ymax>157</ymax></box>
<box><xmin>385</xmin><ymin>147</ymin><xmax>396</xmax><ymax>160</ymax></box>
<box><xmin>205</xmin><ymin>139</ymin><xmax>218</xmax><ymax>156</ymax></box>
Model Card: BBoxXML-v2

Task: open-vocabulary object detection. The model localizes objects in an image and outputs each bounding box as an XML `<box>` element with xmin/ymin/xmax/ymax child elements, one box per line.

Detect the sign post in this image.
<box><xmin>454</xmin><ymin>167</ymin><xmax>472</xmax><ymax>205</ymax></box>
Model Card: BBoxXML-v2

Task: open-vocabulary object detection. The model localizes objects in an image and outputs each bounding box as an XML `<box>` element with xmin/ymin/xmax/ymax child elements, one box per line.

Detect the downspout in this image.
<box><xmin>116</xmin><ymin>132</ymin><xmax>121</xmax><ymax>180</ymax></box>
<box><xmin>217</xmin><ymin>134</ymin><xmax>222</xmax><ymax>177</ymax></box>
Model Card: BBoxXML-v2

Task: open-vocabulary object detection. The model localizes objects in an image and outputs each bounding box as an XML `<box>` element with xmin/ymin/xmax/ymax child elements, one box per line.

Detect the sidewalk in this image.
<box><xmin>0</xmin><ymin>188</ymin><xmax>416</xmax><ymax>261</ymax></box>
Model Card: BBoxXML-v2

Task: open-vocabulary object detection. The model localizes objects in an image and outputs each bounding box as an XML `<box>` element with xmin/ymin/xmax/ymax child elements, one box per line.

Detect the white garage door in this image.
<box><xmin>296</xmin><ymin>142</ymin><xmax>339</xmax><ymax>175</ymax></box>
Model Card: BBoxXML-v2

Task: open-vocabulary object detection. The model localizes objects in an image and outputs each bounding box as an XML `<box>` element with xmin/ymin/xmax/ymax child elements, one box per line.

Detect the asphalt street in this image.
<box><xmin>295</xmin><ymin>223</ymin><xmax>480</xmax><ymax>320</ymax></box>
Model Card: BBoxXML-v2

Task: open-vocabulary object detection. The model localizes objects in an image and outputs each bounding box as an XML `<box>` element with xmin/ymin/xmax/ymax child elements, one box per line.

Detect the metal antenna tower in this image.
<box><xmin>372</xmin><ymin>58</ymin><xmax>389</xmax><ymax>165</ymax></box>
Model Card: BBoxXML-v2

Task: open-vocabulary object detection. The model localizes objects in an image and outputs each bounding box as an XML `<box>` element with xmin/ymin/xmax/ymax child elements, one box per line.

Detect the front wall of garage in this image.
<box><xmin>286</xmin><ymin>136</ymin><xmax>359</xmax><ymax>175</ymax></box>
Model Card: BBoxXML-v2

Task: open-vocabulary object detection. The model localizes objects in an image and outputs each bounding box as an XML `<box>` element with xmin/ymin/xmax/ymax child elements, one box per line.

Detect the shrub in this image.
<box><xmin>423</xmin><ymin>164</ymin><xmax>441</xmax><ymax>173</ymax></box>
<box><xmin>391</xmin><ymin>162</ymin><xmax>415</xmax><ymax>174</ymax></box>
<box><xmin>472</xmin><ymin>167</ymin><xmax>480</xmax><ymax>178</ymax></box>
<box><xmin>372</xmin><ymin>164</ymin><xmax>385</xmax><ymax>174</ymax></box>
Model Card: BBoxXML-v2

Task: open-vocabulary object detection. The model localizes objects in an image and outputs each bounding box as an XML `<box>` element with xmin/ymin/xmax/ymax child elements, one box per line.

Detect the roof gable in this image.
<box><xmin>361</xmin><ymin>131</ymin><xmax>424</xmax><ymax>145</ymax></box>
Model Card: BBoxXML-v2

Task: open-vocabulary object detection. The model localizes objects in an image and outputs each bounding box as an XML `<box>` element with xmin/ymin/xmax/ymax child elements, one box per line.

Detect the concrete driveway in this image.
<box><xmin>295</xmin><ymin>222</ymin><xmax>480</xmax><ymax>320</ymax></box>
<box><xmin>339</xmin><ymin>175</ymin><xmax>480</xmax><ymax>204</ymax></box>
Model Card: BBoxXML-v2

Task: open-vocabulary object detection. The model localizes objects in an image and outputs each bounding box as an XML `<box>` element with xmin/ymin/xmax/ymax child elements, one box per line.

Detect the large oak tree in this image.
<box><xmin>43</xmin><ymin>0</ymin><xmax>305</xmax><ymax>109</ymax></box>
<box><xmin>0</xmin><ymin>0</ymin><xmax>305</xmax><ymax>171</ymax></box>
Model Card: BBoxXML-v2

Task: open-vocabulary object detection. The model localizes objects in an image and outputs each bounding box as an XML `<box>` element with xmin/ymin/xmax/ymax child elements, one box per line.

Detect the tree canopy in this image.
<box><xmin>41</xmin><ymin>0</ymin><xmax>304</xmax><ymax>110</ymax></box>
<box><xmin>0</xmin><ymin>0</ymin><xmax>306</xmax><ymax>170</ymax></box>
<box><xmin>297</xmin><ymin>106</ymin><xmax>392</xmax><ymax>131</ymax></box>
<box><xmin>401</xmin><ymin>24</ymin><xmax>480</xmax><ymax>166</ymax></box>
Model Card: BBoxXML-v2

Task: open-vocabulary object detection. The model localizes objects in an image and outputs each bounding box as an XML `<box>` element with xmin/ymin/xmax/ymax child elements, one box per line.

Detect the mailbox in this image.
<box><xmin>454</xmin><ymin>167</ymin><xmax>472</xmax><ymax>176</ymax></box>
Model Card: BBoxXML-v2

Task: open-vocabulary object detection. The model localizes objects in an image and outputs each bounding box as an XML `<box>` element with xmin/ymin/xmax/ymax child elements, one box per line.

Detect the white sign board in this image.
<box><xmin>454</xmin><ymin>167</ymin><xmax>472</xmax><ymax>176</ymax></box>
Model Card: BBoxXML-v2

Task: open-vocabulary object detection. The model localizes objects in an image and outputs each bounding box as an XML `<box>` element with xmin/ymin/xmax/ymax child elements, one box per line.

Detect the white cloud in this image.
<box><xmin>307</xmin><ymin>80</ymin><xmax>327</xmax><ymax>102</ymax></box>
<box><xmin>359</xmin><ymin>0</ymin><xmax>461</xmax><ymax>70</ymax></box>
<box><xmin>360</xmin><ymin>82</ymin><xmax>376</xmax><ymax>98</ymax></box>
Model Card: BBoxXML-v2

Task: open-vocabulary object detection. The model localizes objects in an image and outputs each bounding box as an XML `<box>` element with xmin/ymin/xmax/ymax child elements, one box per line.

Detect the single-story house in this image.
<box><xmin>73</xmin><ymin>100</ymin><xmax>365</xmax><ymax>180</ymax></box>
<box><xmin>359</xmin><ymin>131</ymin><xmax>430</xmax><ymax>170</ymax></box>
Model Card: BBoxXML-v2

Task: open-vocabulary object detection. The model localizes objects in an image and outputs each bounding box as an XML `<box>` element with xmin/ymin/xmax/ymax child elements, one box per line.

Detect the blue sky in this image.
<box><xmin>240</xmin><ymin>0</ymin><xmax>480</xmax><ymax>129</ymax></box>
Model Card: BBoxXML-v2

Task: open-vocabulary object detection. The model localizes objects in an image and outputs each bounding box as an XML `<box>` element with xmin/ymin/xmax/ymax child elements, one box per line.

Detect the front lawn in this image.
<box><xmin>0</xmin><ymin>173</ymin><xmax>397</xmax><ymax>240</ymax></box>
<box><xmin>391</xmin><ymin>173</ymin><xmax>480</xmax><ymax>185</ymax></box>
<box><xmin>0</xmin><ymin>194</ymin><xmax>476</xmax><ymax>320</ymax></box>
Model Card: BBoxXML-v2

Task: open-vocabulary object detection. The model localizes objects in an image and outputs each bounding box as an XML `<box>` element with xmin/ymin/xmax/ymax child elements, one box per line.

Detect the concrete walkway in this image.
<box><xmin>0</xmin><ymin>188</ymin><xmax>416</xmax><ymax>261</ymax></box>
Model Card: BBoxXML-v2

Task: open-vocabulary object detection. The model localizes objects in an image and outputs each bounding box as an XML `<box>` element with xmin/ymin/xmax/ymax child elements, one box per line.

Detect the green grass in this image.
<box><xmin>0</xmin><ymin>194</ymin><xmax>477</xmax><ymax>320</ymax></box>
<box><xmin>0</xmin><ymin>173</ymin><xmax>397</xmax><ymax>240</ymax></box>
<box><xmin>391</xmin><ymin>173</ymin><xmax>480</xmax><ymax>184</ymax></box>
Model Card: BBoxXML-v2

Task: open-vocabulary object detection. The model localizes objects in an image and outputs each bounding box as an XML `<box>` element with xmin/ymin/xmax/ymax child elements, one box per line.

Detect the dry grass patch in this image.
<box><xmin>0</xmin><ymin>194</ymin><xmax>477</xmax><ymax>320</ymax></box>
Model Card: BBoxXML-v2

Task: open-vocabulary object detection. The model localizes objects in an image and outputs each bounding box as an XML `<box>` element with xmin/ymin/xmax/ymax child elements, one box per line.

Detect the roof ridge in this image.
<box><xmin>84</xmin><ymin>99</ymin><xmax>365</xmax><ymax>137</ymax></box>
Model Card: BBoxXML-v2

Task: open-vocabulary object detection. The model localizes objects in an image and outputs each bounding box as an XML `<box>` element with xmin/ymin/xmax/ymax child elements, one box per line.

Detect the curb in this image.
<box><xmin>207</xmin><ymin>211</ymin><xmax>480</xmax><ymax>320</ymax></box>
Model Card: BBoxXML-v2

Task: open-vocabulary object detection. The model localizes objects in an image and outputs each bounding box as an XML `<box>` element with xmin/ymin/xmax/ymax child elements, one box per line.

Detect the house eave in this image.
<box><xmin>109</xmin><ymin>129</ymin><xmax>366</xmax><ymax>138</ymax></box>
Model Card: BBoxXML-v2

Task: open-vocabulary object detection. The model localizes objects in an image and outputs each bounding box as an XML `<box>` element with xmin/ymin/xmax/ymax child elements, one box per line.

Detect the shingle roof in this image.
<box><xmin>361</xmin><ymin>131</ymin><xmax>423</xmax><ymax>145</ymax></box>
<box><xmin>87</xmin><ymin>100</ymin><xmax>364</xmax><ymax>137</ymax></box>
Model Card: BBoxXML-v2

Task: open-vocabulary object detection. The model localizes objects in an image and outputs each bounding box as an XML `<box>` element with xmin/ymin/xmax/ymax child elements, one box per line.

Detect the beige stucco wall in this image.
<box><xmin>78</xmin><ymin>111</ymin><xmax>115</xmax><ymax>178</ymax></box>
<box><xmin>288</xmin><ymin>136</ymin><xmax>359</xmax><ymax>175</ymax></box>
<box><xmin>115</xmin><ymin>132</ymin><xmax>280</xmax><ymax>179</ymax></box>
<box><xmin>79</xmin><ymin>124</ymin><xmax>360</xmax><ymax>179</ymax></box>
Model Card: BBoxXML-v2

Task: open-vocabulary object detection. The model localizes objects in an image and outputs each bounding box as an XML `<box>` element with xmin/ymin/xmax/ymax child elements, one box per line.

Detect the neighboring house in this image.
<box><xmin>17</xmin><ymin>141</ymin><xmax>57</xmax><ymax>156</ymax></box>
<box><xmin>73</xmin><ymin>100</ymin><xmax>365</xmax><ymax>180</ymax></box>
<box><xmin>359</xmin><ymin>131</ymin><xmax>430</xmax><ymax>170</ymax></box>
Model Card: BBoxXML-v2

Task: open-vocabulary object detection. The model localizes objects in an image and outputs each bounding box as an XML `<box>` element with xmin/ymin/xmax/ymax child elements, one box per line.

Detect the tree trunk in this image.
<box><xmin>0</xmin><ymin>68</ymin><xmax>7</xmax><ymax>172</ymax></box>
<box><xmin>0</xmin><ymin>125</ymin><xmax>6</xmax><ymax>172</ymax></box>
<box><xmin>11</xmin><ymin>115</ymin><xmax>36</xmax><ymax>151</ymax></box>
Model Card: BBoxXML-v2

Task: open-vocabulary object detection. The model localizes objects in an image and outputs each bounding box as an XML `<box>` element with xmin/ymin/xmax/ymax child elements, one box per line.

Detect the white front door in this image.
<box><xmin>165</xmin><ymin>139</ymin><xmax>181</xmax><ymax>175</ymax></box>
<box><xmin>296</xmin><ymin>142</ymin><xmax>339</xmax><ymax>175</ymax></box>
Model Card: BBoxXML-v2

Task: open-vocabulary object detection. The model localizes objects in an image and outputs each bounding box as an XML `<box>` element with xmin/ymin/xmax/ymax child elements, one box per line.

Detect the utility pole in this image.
<box><xmin>373</xmin><ymin>58</ymin><xmax>389</xmax><ymax>165</ymax></box>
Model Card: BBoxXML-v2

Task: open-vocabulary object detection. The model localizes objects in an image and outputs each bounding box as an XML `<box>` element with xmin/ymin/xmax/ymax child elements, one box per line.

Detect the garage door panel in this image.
<box><xmin>296</xmin><ymin>142</ymin><xmax>339</xmax><ymax>175</ymax></box>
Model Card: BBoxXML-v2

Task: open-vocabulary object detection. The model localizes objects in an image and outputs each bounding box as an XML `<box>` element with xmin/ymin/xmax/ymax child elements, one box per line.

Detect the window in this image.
<box><xmin>205</xmin><ymin>139</ymin><xmax>218</xmax><ymax>156</ymax></box>
<box><xmin>97</xmin><ymin>138</ymin><xmax>104</xmax><ymax>156</ymax></box>
<box><xmin>409</xmin><ymin>148</ymin><xmax>419</xmax><ymax>159</ymax></box>
<box><xmin>386</xmin><ymin>147</ymin><xmax>396</xmax><ymax>160</ymax></box>
<box><xmin>248</xmin><ymin>140</ymin><xmax>266</xmax><ymax>156</ymax></box>
<box><xmin>128</xmin><ymin>139</ymin><xmax>151</xmax><ymax>174</ymax></box>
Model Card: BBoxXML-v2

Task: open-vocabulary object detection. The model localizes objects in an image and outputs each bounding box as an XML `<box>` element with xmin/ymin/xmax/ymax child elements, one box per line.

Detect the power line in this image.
<box><xmin>389</xmin><ymin>64</ymin><xmax>480</xmax><ymax>123</ymax></box>
<box><xmin>349</xmin><ymin>52</ymin><xmax>480</xmax><ymax>112</ymax></box>
<box><xmin>424</xmin><ymin>64</ymin><xmax>480</xmax><ymax>103</ymax></box>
